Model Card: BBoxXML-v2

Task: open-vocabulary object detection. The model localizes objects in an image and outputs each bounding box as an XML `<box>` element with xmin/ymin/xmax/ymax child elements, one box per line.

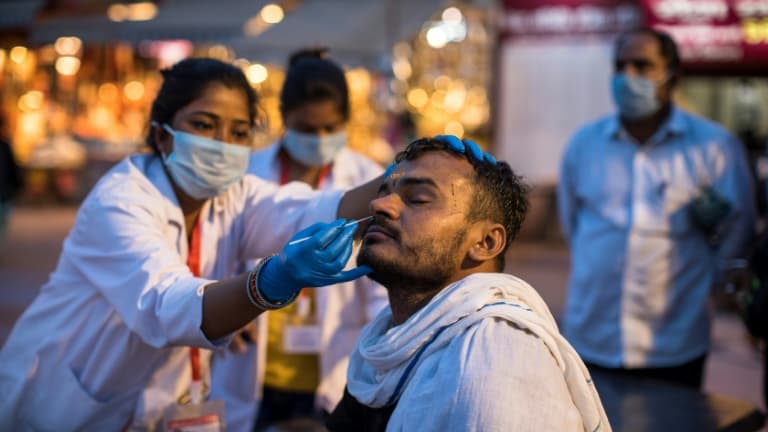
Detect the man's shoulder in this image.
<box><xmin>675</xmin><ymin>108</ymin><xmax>737</xmax><ymax>141</ymax></box>
<box><xmin>566</xmin><ymin>114</ymin><xmax>616</xmax><ymax>147</ymax></box>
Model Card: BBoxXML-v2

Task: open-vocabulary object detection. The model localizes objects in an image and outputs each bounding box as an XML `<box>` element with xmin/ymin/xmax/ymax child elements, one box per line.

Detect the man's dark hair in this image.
<box><xmin>280</xmin><ymin>47</ymin><xmax>350</xmax><ymax>121</ymax></box>
<box><xmin>146</xmin><ymin>57</ymin><xmax>259</xmax><ymax>154</ymax></box>
<box><xmin>615</xmin><ymin>27</ymin><xmax>681</xmax><ymax>73</ymax></box>
<box><xmin>393</xmin><ymin>137</ymin><xmax>529</xmax><ymax>270</ymax></box>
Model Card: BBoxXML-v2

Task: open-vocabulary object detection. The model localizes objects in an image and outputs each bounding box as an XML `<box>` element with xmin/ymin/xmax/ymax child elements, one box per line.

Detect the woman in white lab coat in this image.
<box><xmin>0</xmin><ymin>58</ymin><xmax>378</xmax><ymax>431</ymax></box>
<box><xmin>209</xmin><ymin>49</ymin><xmax>388</xmax><ymax>431</ymax></box>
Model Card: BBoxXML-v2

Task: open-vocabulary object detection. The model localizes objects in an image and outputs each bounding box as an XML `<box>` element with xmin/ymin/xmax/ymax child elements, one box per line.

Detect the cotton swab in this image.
<box><xmin>287</xmin><ymin>216</ymin><xmax>374</xmax><ymax>246</ymax></box>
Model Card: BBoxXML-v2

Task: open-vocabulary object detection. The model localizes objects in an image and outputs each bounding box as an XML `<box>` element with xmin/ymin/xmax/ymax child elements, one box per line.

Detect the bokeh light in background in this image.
<box><xmin>246</xmin><ymin>64</ymin><xmax>268</xmax><ymax>85</ymax></box>
<box><xmin>54</xmin><ymin>37</ymin><xmax>82</xmax><ymax>56</ymax></box>
<box><xmin>261</xmin><ymin>4</ymin><xmax>285</xmax><ymax>24</ymax></box>
<box><xmin>55</xmin><ymin>56</ymin><xmax>80</xmax><ymax>76</ymax></box>
<box><xmin>18</xmin><ymin>91</ymin><xmax>44</xmax><ymax>113</ymax></box>
<box><xmin>107</xmin><ymin>2</ymin><xmax>158</xmax><ymax>22</ymax></box>
<box><xmin>98</xmin><ymin>83</ymin><xmax>119</xmax><ymax>103</ymax></box>
<box><xmin>123</xmin><ymin>81</ymin><xmax>145</xmax><ymax>101</ymax></box>
<box><xmin>244</xmin><ymin>3</ymin><xmax>286</xmax><ymax>37</ymax></box>
<box><xmin>0</xmin><ymin>1</ymin><xmax>494</xmax><ymax>168</ymax></box>
<box><xmin>10</xmin><ymin>46</ymin><xmax>28</xmax><ymax>64</ymax></box>
<box><xmin>390</xmin><ymin>4</ymin><xmax>491</xmax><ymax>143</ymax></box>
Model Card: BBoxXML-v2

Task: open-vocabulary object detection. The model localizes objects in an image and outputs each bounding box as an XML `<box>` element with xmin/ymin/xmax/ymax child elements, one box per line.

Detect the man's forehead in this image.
<box><xmin>390</xmin><ymin>151</ymin><xmax>474</xmax><ymax>187</ymax></box>
<box><xmin>618</xmin><ymin>33</ymin><xmax>662</xmax><ymax>59</ymax></box>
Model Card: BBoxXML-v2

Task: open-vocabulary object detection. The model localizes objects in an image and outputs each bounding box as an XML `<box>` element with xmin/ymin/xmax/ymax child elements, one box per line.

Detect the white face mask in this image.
<box><xmin>282</xmin><ymin>128</ymin><xmax>347</xmax><ymax>167</ymax></box>
<box><xmin>611</xmin><ymin>73</ymin><xmax>668</xmax><ymax>120</ymax></box>
<box><xmin>159</xmin><ymin>124</ymin><xmax>250</xmax><ymax>199</ymax></box>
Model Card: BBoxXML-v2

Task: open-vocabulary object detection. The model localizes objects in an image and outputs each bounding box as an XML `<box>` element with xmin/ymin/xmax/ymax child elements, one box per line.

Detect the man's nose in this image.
<box><xmin>369</xmin><ymin>194</ymin><xmax>400</xmax><ymax>219</ymax></box>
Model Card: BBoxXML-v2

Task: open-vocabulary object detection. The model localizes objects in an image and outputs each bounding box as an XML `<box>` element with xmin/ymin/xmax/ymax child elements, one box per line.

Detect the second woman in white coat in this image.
<box><xmin>210</xmin><ymin>49</ymin><xmax>388</xmax><ymax>431</ymax></box>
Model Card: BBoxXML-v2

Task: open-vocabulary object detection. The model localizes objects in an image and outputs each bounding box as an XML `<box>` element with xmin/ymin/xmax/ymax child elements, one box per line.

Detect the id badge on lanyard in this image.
<box><xmin>283</xmin><ymin>292</ymin><xmax>322</xmax><ymax>354</ymax></box>
<box><xmin>162</xmin><ymin>218</ymin><xmax>225</xmax><ymax>431</ymax></box>
<box><xmin>278</xmin><ymin>155</ymin><xmax>326</xmax><ymax>355</ymax></box>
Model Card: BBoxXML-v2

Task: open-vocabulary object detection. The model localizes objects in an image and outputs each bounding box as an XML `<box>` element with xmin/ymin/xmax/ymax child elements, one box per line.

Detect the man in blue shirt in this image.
<box><xmin>558</xmin><ymin>28</ymin><xmax>755</xmax><ymax>388</ymax></box>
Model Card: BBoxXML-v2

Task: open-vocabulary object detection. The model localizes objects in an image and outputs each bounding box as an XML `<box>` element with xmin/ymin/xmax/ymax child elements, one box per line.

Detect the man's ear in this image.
<box><xmin>467</xmin><ymin>221</ymin><xmax>506</xmax><ymax>264</ymax></box>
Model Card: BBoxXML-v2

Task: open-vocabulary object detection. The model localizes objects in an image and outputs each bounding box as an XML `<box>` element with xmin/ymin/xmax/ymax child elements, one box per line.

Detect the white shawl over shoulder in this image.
<box><xmin>346</xmin><ymin>273</ymin><xmax>610</xmax><ymax>432</ymax></box>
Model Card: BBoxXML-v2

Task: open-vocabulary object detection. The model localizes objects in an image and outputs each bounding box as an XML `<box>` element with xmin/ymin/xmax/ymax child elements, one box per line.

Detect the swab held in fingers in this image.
<box><xmin>287</xmin><ymin>216</ymin><xmax>374</xmax><ymax>246</ymax></box>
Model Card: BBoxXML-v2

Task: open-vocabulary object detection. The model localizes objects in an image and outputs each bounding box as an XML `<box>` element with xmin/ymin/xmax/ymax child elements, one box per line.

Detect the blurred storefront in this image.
<box><xmin>0</xmin><ymin>0</ymin><xmax>498</xmax><ymax>204</ymax></box>
<box><xmin>497</xmin><ymin>0</ymin><xmax>768</xmax><ymax>240</ymax></box>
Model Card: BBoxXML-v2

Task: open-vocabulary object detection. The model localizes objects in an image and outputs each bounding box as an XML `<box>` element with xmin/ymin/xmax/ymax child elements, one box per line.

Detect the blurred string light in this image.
<box><xmin>55</xmin><ymin>56</ymin><xmax>81</xmax><ymax>76</ymax></box>
<box><xmin>139</xmin><ymin>40</ymin><xmax>192</xmax><ymax>68</ymax></box>
<box><xmin>233</xmin><ymin>58</ymin><xmax>251</xmax><ymax>69</ymax></box>
<box><xmin>261</xmin><ymin>4</ymin><xmax>284</xmax><ymax>24</ymax></box>
<box><xmin>107</xmin><ymin>2</ymin><xmax>158</xmax><ymax>22</ymax></box>
<box><xmin>407</xmin><ymin>88</ymin><xmax>428</xmax><ymax>108</ymax></box>
<box><xmin>392</xmin><ymin>58</ymin><xmax>412</xmax><ymax>80</ymax></box>
<box><xmin>18</xmin><ymin>90</ymin><xmax>44</xmax><ymax>112</ymax></box>
<box><xmin>389</xmin><ymin>4</ymin><xmax>492</xmax><ymax>142</ymax></box>
<box><xmin>38</xmin><ymin>44</ymin><xmax>57</xmax><ymax>64</ymax></box>
<box><xmin>207</xmin><ymin>45</ymin><xmax>233</xmax><ymax>61</ymax></box>
<box><xmin>10</xmin><ymin>46</ymin><xmax>28</xmax><ymax>64</ymax></box>
<box><xmin>0</xmin><ymin>49</ymin><xmax>5</xmax><ymax>74</ymax></box>
<box><xmin>442</xmin><ymin>6</ymin><xmax>463</xmax><ymax>23</ymax></box>
<box><xmin>54</xmin><ymin>36</ymin><xmax>82</xmax><ymax>56</ymax></box>
<box><xmin>124</xmin><ymin>81</ymin><xmax>145</xmax><ymax>101</ymax></box>
<box><xmin>425</xmin><ymin>6</ymin><xmax>467</xmax><ymax>49</ymax></box>
<box><xmin>98</xmin><ymin>83</ymin><xmax>119</xmax><ymax>103</ymax></box>
<box><xmin>244</xmin><ymin>3</ymin><xmax>285</xmax><ymax>37</ymax></box>
<box><xmin>246</xmin><ymin>64</ymin><xmax>268</xmax><ymax>84</ymax></box>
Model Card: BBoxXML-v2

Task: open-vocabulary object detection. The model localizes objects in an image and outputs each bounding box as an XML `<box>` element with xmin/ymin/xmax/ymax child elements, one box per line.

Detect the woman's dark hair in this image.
<box><xmin>146</xmin><ymin>57</ymin><xmax>258</xmax><ymax>154</ymax></box>
<box><xmin>279</xmin><ymin>48</ymin><xmax>349</xmax><ymax>121</ymax></box>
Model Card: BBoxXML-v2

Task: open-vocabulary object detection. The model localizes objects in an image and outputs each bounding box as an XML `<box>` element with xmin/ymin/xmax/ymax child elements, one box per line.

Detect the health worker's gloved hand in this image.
<box><xmin>258</xmin><ymin>219</ymin><xmax>373</xmax><ymax>303</ymax></box>
<box><xmin>435</xmin><ymin>134</ymin><xmax>497</xmax><ymax>164</ymax></box>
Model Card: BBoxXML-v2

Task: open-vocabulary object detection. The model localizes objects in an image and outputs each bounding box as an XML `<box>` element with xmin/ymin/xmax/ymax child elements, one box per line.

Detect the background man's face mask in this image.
<box><xmin>159</xmin><ymin>124</ymin><xmax>250</xmax><ymax>199</ymax></box>
<box><xmin>283</xmin><ymin>128</ymin><xmax>347</xmax><ymax>167</ymax></box>
<box><xmin>611</xmin><ymin>73</ymin><xmax>668</xmax><ymax>120</ymax></box>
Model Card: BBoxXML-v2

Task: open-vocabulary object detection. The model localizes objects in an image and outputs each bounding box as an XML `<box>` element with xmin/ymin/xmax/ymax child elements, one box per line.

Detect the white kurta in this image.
<box><xmin>0</xmin><ymin>154</ymin><xmax>341</xmax><ymax>431</ymax></box>
<box><xmin>347</xmin><ymin>273</ymin><xmax>610</xmax><ymax>432</ymax></box>
<box><xmin>209</xmin><ymin>143</ymin><xmax>388</xmax><ymax>432</ymax></box>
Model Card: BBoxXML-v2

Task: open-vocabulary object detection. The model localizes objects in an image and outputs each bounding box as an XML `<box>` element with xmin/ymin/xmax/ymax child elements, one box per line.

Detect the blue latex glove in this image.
<box><xmin>385</xmin><ymin>135</ymin><xmax>497</xmax><ymax>179</ymax></box>
<box><xmin>435</xmin><ymin>134</ymin><xmax>497</xmax><ymax>164</ymax></box>
<box><xmin>258</xmin><ymin>219</ymin><xmax>373</xmax><ymax>302</ymax></box>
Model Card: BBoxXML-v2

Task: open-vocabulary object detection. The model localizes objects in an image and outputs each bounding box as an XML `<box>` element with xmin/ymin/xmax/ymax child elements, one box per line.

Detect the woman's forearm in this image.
<box><xmin>201</xmin><ymin>272</ymin><xmax>265</xmax><ymax>340</ymax></box>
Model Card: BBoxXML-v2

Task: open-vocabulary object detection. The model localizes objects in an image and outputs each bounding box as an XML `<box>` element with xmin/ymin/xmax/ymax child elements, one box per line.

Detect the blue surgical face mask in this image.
<box><xmin>611</xmin><ymin>74</ymin><xmax>667</xmax><ymax>120</ymax></box>
<box><xmin>159</xmin><ymin>124</ymin><xmax>250</xmax><ymax>199</ymax></box>
<box><xmin>282</xmin><ymin>128</ymin><xmax>347</xmax><ymax>167</ymax></box>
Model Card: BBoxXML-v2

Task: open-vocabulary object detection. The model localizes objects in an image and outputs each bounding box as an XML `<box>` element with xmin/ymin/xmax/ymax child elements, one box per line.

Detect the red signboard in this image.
<box><xmin>501</xmin><ymin>0</ymin><xmax>642</xmax><ymax>37</ymax></box>
<box><xmin>642</xmin><ymin>0</ymin><xmax>768</xmax><ymax>73</ymax></box>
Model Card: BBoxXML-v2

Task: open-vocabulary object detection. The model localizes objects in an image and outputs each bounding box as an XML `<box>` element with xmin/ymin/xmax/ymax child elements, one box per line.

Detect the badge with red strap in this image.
<box><xmin>162</xmin><ymin>217</ymin><xmax>225</xmax><ymax>431</ymax></box>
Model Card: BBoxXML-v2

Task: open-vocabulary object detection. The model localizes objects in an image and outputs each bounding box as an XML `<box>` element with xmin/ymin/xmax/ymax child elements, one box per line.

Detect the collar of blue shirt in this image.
<box><xmin>604</xmin><ymin>104</ymin><xmax>687</xmax><ymax>144</ymax></box>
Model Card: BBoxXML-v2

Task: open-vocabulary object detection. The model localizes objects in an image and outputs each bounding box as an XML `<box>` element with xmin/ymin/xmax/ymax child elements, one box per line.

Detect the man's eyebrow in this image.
<box><xmin>398</xmin><ymin>177</ymin><xmax>438</xmax><ymax>189</ymax></box>
<box><xmin>378</xmin><ymin>176</ymin><xmax>440</xmax><ymax>195</ymax></box>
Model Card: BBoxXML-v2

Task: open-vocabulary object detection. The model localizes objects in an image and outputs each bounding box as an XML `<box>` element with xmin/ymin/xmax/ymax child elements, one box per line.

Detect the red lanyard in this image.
<box><xmin>187</xmin><ymin>218</ymin><xmax>202</xmax><ymax>383</ymax></box>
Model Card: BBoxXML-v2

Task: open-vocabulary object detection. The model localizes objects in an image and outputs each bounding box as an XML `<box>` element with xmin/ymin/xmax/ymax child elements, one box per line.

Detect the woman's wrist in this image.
<box><xmin>245</xmin><ymin>255</ymin><xmax>300</xmax><ymax>309</ymax></box>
